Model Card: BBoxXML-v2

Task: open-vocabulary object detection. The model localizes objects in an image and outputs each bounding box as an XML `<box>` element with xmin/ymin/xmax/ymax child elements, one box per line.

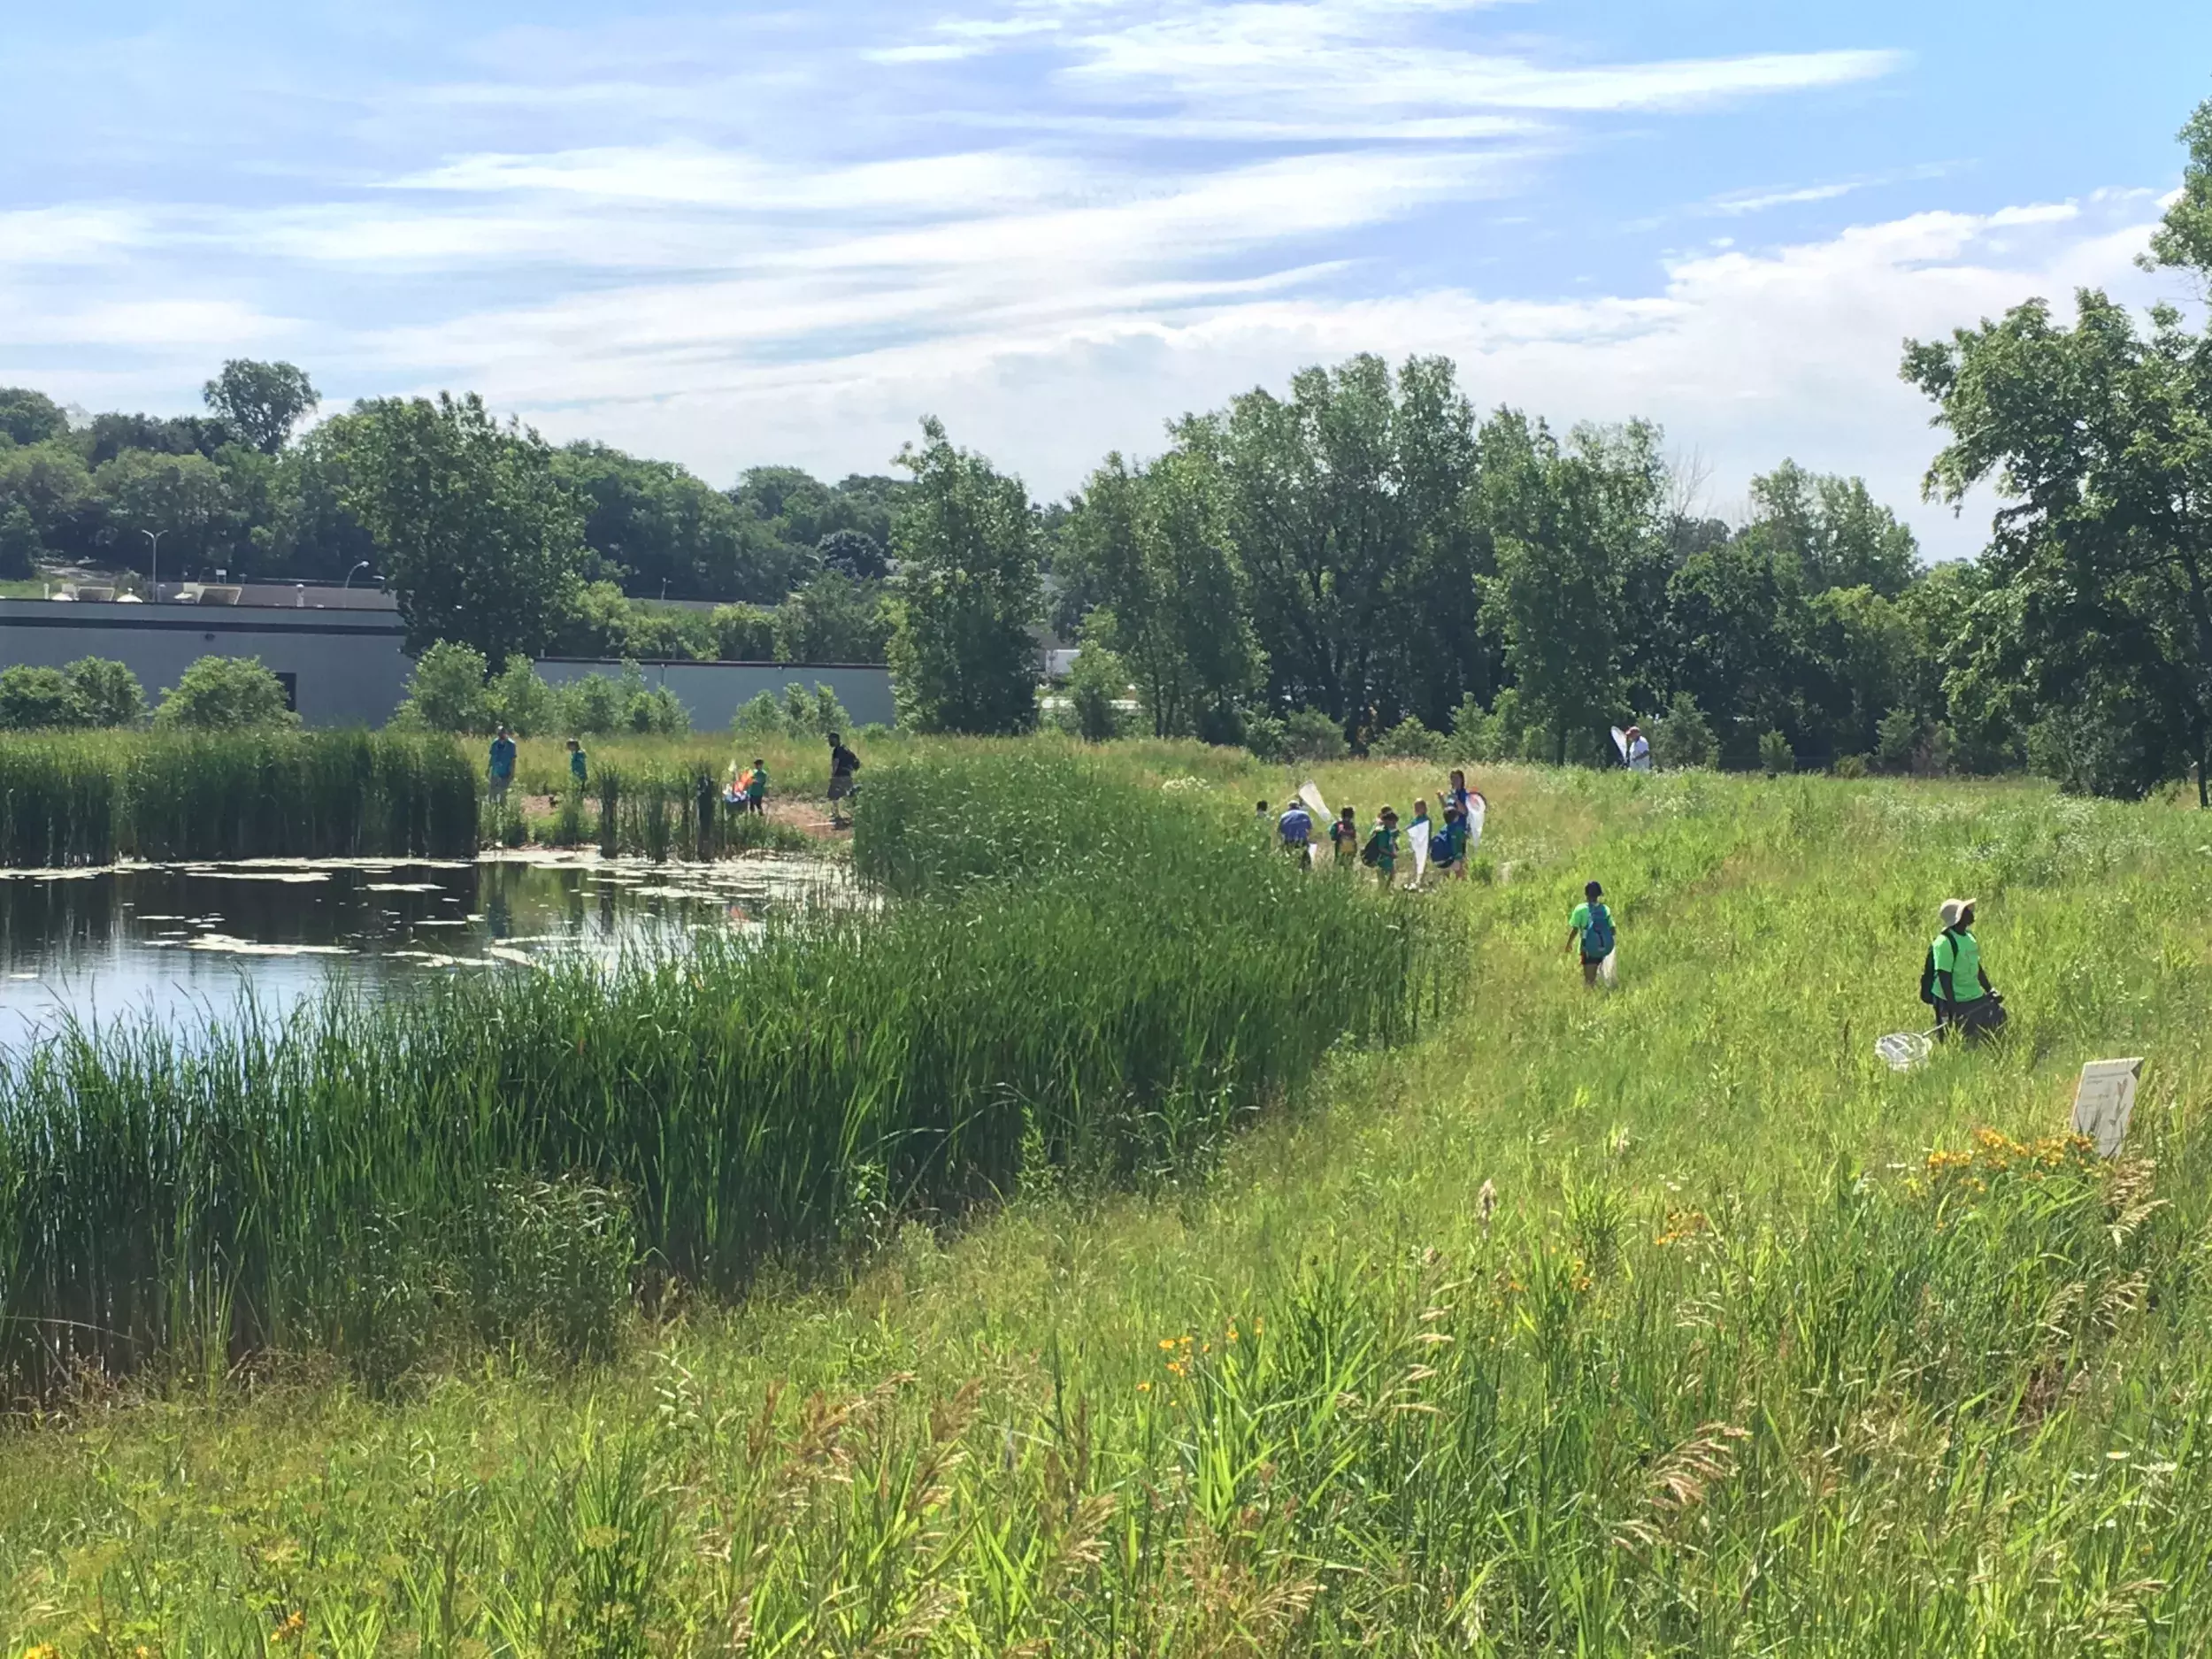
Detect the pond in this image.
<box><xmin>0</xmin><ymin>851</ymin><xmax>850</xmax><ymax>1048</ymax></box>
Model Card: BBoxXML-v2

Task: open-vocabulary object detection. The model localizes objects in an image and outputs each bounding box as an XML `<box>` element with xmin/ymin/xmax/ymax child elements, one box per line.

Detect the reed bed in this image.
<box><xmin>0</xmin><ymin>730</ymin><xmax>478</xmax><ymax>864</ymax></box>
<box><xmin>0</xmin><ymin>749</ymin><xmax>1415</xmax><ymax>1397</ymax></box>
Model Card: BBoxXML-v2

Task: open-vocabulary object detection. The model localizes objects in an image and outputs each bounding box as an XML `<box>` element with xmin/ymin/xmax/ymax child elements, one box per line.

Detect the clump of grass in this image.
<box><xmin>0</xmin><ymin>730</ymin><xmax>478</xmax><ymax>864</ymax></box>
<box><xmin>0</xmin><ymin>749</ymin><xmax>1416</xmax><ymax>1397</ymax></box>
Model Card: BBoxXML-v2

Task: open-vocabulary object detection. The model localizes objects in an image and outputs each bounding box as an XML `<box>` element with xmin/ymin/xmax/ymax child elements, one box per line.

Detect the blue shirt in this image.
<box><xmin>1278</xmin><ymin>806</ymin><xmax>1312</xmax><ymax>846</ymax></box>
<box><xmin>488</xmin><ymin>737</ymin><xmax>517</xmax><ymax>778</ymax></box>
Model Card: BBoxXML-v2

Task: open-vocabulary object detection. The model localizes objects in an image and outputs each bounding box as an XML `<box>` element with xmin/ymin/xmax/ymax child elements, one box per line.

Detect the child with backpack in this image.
<box><xmin>1567</xmin><ymin>880</ymin><xmax>1616</xmax><ymax>987</ymax></box>
<box><xmin>1330</xmin><ymin>806</ymin><xmax>1359</xmax><ymax>868</ymax></box>
<box><xmin>1362</xmin><ymin>806</ymin><xmax>1400</xmax><ymax>887</ymax></box>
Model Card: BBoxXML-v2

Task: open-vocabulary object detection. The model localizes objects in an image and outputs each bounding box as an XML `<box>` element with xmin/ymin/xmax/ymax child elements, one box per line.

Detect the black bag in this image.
<box><xmin>1360</xmin><ymin>832</ymin><xmax>1383</xmax><ymax>868</ymax></box>
<box><xmin>1918</xmin><ymin>944</ymin><xmax>1938</xmax><ymax>1006</ymax></box>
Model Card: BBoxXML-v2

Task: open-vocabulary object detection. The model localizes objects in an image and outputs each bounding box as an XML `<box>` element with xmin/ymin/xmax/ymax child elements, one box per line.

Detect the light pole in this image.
<box><xmin>140</xmin><ymin>528</ymin><xmax>165</xmax><ymax>601</ymax></box>
<box><xmin>344</xmin><ymin>560</ymin><xmax>371</xmax><ymax>589</ymax></box>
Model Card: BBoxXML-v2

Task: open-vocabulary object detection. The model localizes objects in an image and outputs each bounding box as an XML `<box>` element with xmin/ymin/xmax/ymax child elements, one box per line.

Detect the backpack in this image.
<box><xmin>1581</xmin><ymin>902</ymin><xmax>1615</xmax><ymax>958</ymax></box>
<box><xmin>1919</xmin><ymin>943</ymin><xmax>1939</xmax><ymax>1005</ymax></box>
<box><xmin>1360</xmin><ymin>830</ymin><xmax>1384</xmax><ymax>868</ymax></box>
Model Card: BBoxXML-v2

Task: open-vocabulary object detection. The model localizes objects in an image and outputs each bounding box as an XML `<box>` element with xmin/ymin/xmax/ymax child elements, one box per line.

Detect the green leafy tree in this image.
<box><xmin>0</xmin><ymin>388</ymin><xmax>68</xmax><ymax>447</ymax></box>
<box><xmin>64</xmin><ymin>657</ymin><xmax>145</xmax><ymax>726</ymax></box>
<box><xmin>1745</xmin><ymin>461</ymin><xmax>1920</xmax><ymax>598</ymax></box>
<box><xmin>886</xmin><ymin>418</ymin><xmax>1042</xmax><ymax>734</ymax></box>
<box><xmin>0</xmin><ymin>503</ymin><xmax>39</xmax><ymax>579</ymax></box>
<box><xmin>773</xmin><ymin>572</ymin><xmax>890</xmax><ymax>664</ymax></box>
<box><xmin>710</xmin><ymin>603</ymin><xmax>778</xmax><ymax>662</ymax></box>
<box><xmin>1484</xmin><ymin>416</ymin><xmax>1664</xmax><ymax>762</ymax></box>
<box><xmin>1903</xmin><ymin>286</ymin><xmax>2212</xmax><ymax>799</ymax></box>
<box><xmin>95</xmin><ymin>449</ymin><xmax>231</xmax><ymax>573</ymax></box>
<box><xmin>1647</xmin><ymin>691</ymin><xmax>1718</xmax><ymax>770</ymax></box>
<box><xmin>395</xmin><ymin>641</ymin><xmax>494</xmax><ymax>733</ymax></box>
<box><xmin>556</xmin><ymin>442</ymin><xmax>797</xmax><ymax>602</ymax></box>
<box><xmin>334</xmin><ymin>394</ymin><xmax>589</xmax><ymax>663</ymax></box>
<box><xmin>818</xmin><ymin>528</ymin><xmax>889</xmax><ymax>581</ymax></box>
<box><xmin>202</xmin><ymin>359</ymin><xmax>319</xmax><ymax>456</ymax></box>
<box><xmin>1062</xmin><ymin>628</ymin><xmax>1128</xmax><ymax>742</ymax></box>
<box><xmin>0</xmin><ymin>665</ymin><xmax>88</xmax><ymax>728</ymax></box>
<box><xmin>488</xmin><ymin>655</ymin><xmax>559</xmax><ymax>735</ymax></box>
<box><xmin>153</xmin><ymin>656</ymin><xmax>298</xmax><ymax>730</ymax></box>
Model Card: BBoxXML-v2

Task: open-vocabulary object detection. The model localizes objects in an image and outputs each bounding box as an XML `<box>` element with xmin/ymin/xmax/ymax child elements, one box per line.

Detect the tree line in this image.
<box><xmin>9</xmin><ymin>97</ymin><xmax>2210</xmax><ymax>796</ymax></box>
<box><xmin>0</xmin><ymin>371</ymin><xmax>904</xmax><ymax>666</ymax></box>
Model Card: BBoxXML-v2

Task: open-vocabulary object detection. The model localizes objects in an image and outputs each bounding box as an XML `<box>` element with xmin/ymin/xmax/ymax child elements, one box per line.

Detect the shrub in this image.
<box><xmin>1874</xmin><ymin>705</ymin><xmax>1922</xmax><ymax>775</ymax></box>
<box><xmin>1648</xmin><ymin>691</ymin><xmax>1718</xmax><ymax>771</ymax></box>
<box><xmin>395</xmin><ymin>641</ymin><xmax>492</xmax><ymax>733</ymax></box>
<box><xmin>710</xmin><ymin>603</ymin><xmax>777</xmax><ymax>662</ymax></box>
<box><xmin>0</xmin><ymin>665</ymin><xmax>88</xmax><ymax>730</ymax></box>
<box><xmin>65</xmin><ymin>657</ymin><xmax>145</xmax><ymax>727</ymax></box>
<box><xmin>1064</xmin><ymin>644</ymin><xmax>1127</xmax><ymax>743</ymax></box>
<box><xmin>731</xmin><ymin>682</ymin><xmax>851</xmax><ymax>740</ymax></box>
<box><xmin>1371</xmin><ymin>715</ymin><xmax>1442</xmax><ymax>761</ymax></box>
<box><xmin>488</xmin><ymin>654</ymin><xmax>559</xmax><ymax>735</ymax></box>
<box><xmin>1281</xmin><ymin>706</ymin><xmax>1349</xmax><ymax>762</ymax></box>
<box><xmin>1758</xmin><ymin>728</ymin><xmax>1796</xmax><ymax>776</ymax></box>
<box><xmin>153</xmin><ymin>656</ymin><xmax>298</xmax><ymax>731</ymax></box>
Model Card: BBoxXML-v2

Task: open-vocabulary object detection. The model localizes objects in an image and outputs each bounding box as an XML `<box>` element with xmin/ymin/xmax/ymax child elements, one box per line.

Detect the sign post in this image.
<box><xmin>2071</xmin><ymin>1058</ymin><xmax>2143</xmax><ymax>1157</ymax></box>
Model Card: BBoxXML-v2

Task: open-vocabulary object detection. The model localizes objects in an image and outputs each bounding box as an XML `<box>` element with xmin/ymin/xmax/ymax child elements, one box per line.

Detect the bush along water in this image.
<box><xmin>0</xmin><ymin>730</ymin><xmax>479</xmax><ymax>864</ymax></box>
<box><xmin>0</xmin><ymin>748</ymin><xmax>1419</xmax><ymax>1395</ymax></box>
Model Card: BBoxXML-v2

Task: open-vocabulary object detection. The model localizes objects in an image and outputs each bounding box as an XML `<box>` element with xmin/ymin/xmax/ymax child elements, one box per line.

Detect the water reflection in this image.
<box><xmin>0</xmin><ymin>852</ymin><xmax>848</xmax><ymax>1047</ymax></box>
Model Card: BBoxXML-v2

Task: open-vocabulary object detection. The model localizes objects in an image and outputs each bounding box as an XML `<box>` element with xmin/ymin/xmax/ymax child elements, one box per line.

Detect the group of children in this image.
<box><xmin>1266</xmin><ymin>768</ymin><xmax>1484</xmax><ymax>887</ymax></box>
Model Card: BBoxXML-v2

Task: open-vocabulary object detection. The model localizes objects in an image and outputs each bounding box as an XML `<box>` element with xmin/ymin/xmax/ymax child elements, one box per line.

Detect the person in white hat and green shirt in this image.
<box><xmin>1921</xmin><ymin>897</ymin><xmax>2005</xmax><ymax>1042</ymax></box>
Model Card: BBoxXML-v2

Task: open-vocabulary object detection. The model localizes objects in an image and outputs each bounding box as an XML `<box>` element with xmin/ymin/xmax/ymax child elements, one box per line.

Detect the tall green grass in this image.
<box><xmin>0</xmin><ymin>749</ymin><xmax>1415</xmax><ymax>1397</ymax></box>
<box><xmin>0</xmin><ymin>730</ymin><xmax>478</xmax><ymax>864</ymax></box>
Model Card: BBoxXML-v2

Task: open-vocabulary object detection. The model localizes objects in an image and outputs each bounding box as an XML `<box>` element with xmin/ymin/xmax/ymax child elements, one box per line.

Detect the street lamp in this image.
<box><xmin>140</xmin><ymin>528</ymin><xmax>166</xmax><ymax>601</ymax></box>
<box><xmin>344</xmin><ymin>560</ymin><xmax>372</xmax><ymax>589</ymax></box>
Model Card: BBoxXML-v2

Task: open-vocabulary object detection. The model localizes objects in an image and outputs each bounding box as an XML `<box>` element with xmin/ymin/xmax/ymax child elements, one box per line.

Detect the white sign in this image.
<box><xmin>2071</xmin><ymin>1058</ymin><xmax>2143</xmax><ymax>1157</ymax></box>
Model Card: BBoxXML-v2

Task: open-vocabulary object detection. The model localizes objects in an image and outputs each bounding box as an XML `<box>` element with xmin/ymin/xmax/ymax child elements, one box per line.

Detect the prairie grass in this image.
<box><xmin>12</xmin><ymin>757</ymin><xmax>2212</xmax><ymax>1652</ymax></box>
<box><xmin>0</xmin><ymin>730</ymin><xmax>477</xmax><ymax>864</ymax></box>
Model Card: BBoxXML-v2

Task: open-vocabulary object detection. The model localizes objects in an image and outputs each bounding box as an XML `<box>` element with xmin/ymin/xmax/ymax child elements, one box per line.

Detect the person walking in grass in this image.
<box><xmin>1363</xmin><ymin>806</ymin><xmax>1400</xmax><ymax>887</ymax></box>
<box><xmin>1331</xmin><ymin>805</ymin><xmax>1360</xmax><ymax>868</ymax></box>
<box><xmin>1408</xmin><ymin>798</ymin><xmax>1432</xmax><ymax>883</ymax></box>
<box><xmin>1277</xmin><ymin>797</ymin><xmax>1313</xmax><ymax>857</ymax></box>
<box><xmin>1924</xmin><ymin>897</ymin><xmax>2005</xmax><ymax>1043</ymax></box>
<box><xmin>826</xmin><ymin>732</ymin><xmax>861</xmax><ymax>827</ymax></box>
<box><xmin>746</xmin><ymin>757</ymin><xmax>768</xmax><ymax>816</ymax></box>
<box><xmin>566</xmin><ymin>737</ymin><xmax>588</xmax><ymax>793</ymax></box>
<box><xmin>1626</xmin><ymin>726</ymin><xmax>1653</xmax><ymax>772</ymax></box>
<box><xmin>1568</xmin><ymin>880</ymin><xmax>1616</xmax><ymax>987</ymax></box>
<box><xmin>488</xmin><ymin>726</ymin><xmax>517</xmax><ymax>800</ymax></box>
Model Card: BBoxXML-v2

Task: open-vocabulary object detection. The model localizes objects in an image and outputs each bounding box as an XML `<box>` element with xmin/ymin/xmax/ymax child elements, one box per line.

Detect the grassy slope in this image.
<box><xmin>8</xmin><ymin>758</ymin><xmax>2212</xmax><ymax>1653</ymax></box>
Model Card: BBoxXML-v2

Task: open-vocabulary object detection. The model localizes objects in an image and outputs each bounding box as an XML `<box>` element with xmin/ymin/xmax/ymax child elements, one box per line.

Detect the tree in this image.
<box><xmin>203</xmin><ymin>360</ymin><xmax>319</xmax><ymax>456</ymax></box>
<box><xmin>886</xmin><ymin>418</ymin><xmax>1042</xmax><ymax>734</ymax></box>
<box><xmin>65</xmin><ymin>657</ymin><xmax>145</xmax><ymax>726</ymax></box>
<box><xmin>0</xmin><ymin>666</ymin><xmax>88</xmax><ymax>729</ymax></box>
<box><xmin>773</xmin><ymin>572</ymin><xmax>890</xmax><ymax>664</ymax></box>
<box><xmin>95</xmin><ymin>449</ymin><xmax>231</xmax><ymax>573</ymax></box>
<box><xmin>1484</xmin><ymin>417</ymin><xmax>1665</xmax><ymax>761</ymax></box>
<box><xmin>818</xmin><ymin>528</ymin><xmax>889</xmax><ymax>581</ymax></box>
<box><xmin>710</xmin><ymin>603</ymin><xmax>777</xmax><ymax>662</ymax></box>
<box><xmin>556</xmin><ymin>442</ymin><xmax>798</xmax><ymax>602</ymax></box>
<box><xmin>153</xmin><ymin>657</ymin><xmax>298</xmax><ymax>730</ymax></box>
<box><xmin>0</xmin><ymin>503</ymin><xmax>38</xmax><ymax>579</ymax></box>
<box><xmin>1902</xmin><ymin>288</ymin><xmax>2212</xmax><ymax>799</ymax></box>
<box><xmin>1745</xmin><ymin>461</ymin><xmax>1919</xmax><ymax>598</ymax></box>
<box><xmin>0</xmin><ymin>388</ymin><xmax>67</xmax><ymax>447</ymax></box>
<box><xmin>395</xmin><ymin>641</ymin><xmax>494</xmax><ymax>732</ymax></box>
<box><xmin>334</xmin><ymin>394</ymin><xmax>589</xmax><ymax>663</ymax></box>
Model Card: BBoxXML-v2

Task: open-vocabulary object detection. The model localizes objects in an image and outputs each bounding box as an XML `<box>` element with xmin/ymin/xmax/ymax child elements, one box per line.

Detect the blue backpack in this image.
<box><xmin>1581</xmin><ymin>902</ymin><xmax>1615</xmax><ymax>958</ymax></box>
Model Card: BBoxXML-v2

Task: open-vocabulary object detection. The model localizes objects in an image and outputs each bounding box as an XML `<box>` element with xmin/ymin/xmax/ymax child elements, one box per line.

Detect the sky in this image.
<box><xmin>3</xmin><ymin>2</ymin><xmax>2209</xmax><ymax>559</ymax></box>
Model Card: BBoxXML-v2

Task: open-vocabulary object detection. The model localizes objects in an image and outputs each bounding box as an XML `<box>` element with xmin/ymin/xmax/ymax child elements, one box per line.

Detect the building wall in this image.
<box><xmin>0</xmin><ymin>600</ymin><xmax>416</xmax><ymax>726</ymax></box>
<box><xmin>0</xmin><ymin>601</ymin><xmax>897</xmax><ymax>732</ymax></box>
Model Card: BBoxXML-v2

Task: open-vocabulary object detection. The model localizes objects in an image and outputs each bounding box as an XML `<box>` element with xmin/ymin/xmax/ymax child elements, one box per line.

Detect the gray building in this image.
<box><xmin>0</xmin><ymin>591</ymin><xmax>895</xmax><ymax>730</ymax></box>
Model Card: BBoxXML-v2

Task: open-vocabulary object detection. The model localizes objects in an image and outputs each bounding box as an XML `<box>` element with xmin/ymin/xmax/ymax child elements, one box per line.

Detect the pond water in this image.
<box><xmin>0</xmin><ymin>852</ymin><xmax>850</xmax><ymax>1048</ymax></box>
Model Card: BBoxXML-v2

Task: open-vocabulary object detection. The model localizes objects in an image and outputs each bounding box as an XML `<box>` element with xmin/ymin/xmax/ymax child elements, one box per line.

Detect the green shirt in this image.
<box><xmin>747</xmin><ymin>768</ymin><xmax>767</xmax><ymax>799</ymax></box>
<box><xmin>1931</xmin><ymin>927</ymin><xmax>1983</xmax><ymax>1002</ymax></box>
<box><xmin>1371</xmin><ymin>826</ymin><xmax>1398</xmax><ymax>868</ymax></box>
<box><xmin>1571</xmin><ymin>902</ymin><xmax>1613</xmax><ymax>959</ymax></box>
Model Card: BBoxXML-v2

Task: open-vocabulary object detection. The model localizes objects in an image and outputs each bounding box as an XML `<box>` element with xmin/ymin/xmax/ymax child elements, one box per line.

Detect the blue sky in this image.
<box><xmin>4</xmin><ymin>2</ymin><xmax>2208</xmax><ymax>557</ymax></box>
